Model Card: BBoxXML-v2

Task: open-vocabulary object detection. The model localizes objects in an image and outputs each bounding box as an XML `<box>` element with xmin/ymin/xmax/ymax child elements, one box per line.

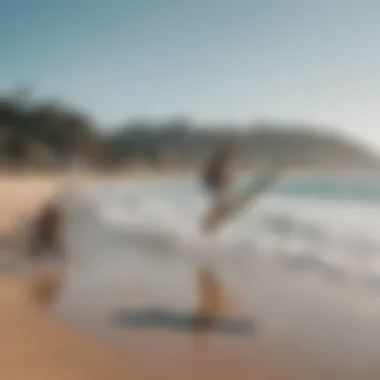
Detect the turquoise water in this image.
<box><xmin>131</xmin><ymin>175</ymin><xmax>380</xmax><ymax>204</ymax></box>
<box><xmin>272</xmin><ymin>176</ymin><xmax>380</xmax><ymax>202</ymax></box>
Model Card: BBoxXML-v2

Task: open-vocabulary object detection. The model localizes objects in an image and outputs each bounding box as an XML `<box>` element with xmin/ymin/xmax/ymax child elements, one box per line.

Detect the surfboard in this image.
<box><xmin>201</xmin><ymin>166</ymin><xmax>282</xmax><ymax>233</ymax></box>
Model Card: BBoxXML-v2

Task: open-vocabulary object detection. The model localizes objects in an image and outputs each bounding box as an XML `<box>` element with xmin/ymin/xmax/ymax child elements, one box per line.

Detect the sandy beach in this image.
<box><xmin>0</xmin><ymin>173</ymin><xmax>141</xmax><ymax>379</ymax></box>
<box><xmin>1</xmin><ymin>172</ymin><xmax>380</xmax><ymax>380</ymax></box>
<box><xmin>0</xmin><ymin>172</ymin><xmax>304</xmax><ymax>380</ymax></box>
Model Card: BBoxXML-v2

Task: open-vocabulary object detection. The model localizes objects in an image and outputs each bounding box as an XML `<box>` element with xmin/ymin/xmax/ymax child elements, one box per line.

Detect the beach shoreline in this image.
<box><xmin>0</xmin><ymin>171</ymin><xmax>303</xmax><ymax>380</ymax></box>
<box><xmin>1</xmin><ymin>171</ymin><xmax>380</xmax><ymax>380</ymax></box>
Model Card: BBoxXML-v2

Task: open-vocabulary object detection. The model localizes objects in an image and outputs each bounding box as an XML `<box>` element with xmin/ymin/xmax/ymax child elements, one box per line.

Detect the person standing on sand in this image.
<box><xmin>28</xmin><ymin>200</ymin><xmax>66</xmax><ymax>306</ymax></box>
<box><xmin>29</xmin><ymin>201</ymin><xmax>65</xmax><ymax>262</ymax></box>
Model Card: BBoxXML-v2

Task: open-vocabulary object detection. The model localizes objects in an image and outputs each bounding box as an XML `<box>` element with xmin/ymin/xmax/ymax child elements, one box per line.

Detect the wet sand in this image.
<box><xmin>58</xmin><ymin>252</ymin><xmax>380</xmax><ymax>380</ymax></box>
<box><xmin>0</xmin><ymin>269</ymin><xmax>318</xmax><ymax>380</ymax></box>
<box><xmin>0</xmin><ymin>269</ymin><xmax>313</xmax><ymax>380</ymax></box>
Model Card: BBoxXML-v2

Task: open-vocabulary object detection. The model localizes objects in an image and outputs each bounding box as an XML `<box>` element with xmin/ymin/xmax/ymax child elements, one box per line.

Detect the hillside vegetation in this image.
<box><xmin>1</xmin><ymin>91</ymin><xmax>378</xmax><ymax>170</ymax></box>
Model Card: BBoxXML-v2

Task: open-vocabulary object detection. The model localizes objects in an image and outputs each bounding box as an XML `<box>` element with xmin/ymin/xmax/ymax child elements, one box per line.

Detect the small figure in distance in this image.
<box><xmin>28</xmin><ymin>200</ymin><xmax>66</xmax><ymax>307</ymax></box>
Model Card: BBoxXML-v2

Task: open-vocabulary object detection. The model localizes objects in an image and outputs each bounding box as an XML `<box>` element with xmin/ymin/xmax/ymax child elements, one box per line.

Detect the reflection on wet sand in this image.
<box><xmin>30</xmin><ymin>263</ymin><xmax>65</xmax><ymax>307</ymax></box>
<box><xmin>112</xmin><ymin>268</ymin><xmax>253</xmax><ymax>337</ymax></box>
<box><xmin>195</xmin><ymin>267</ymin><xmax>241</xmax><ymax>349</ymax></box>
<box><xmin>197</xmin><ymin>268</ymin><xmax>230</xmax><ymax>321</ymax></box>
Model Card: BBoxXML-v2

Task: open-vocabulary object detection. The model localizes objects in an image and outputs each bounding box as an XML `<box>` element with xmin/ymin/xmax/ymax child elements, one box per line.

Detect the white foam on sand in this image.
<box><xmin>82</xmin><ymin>180</ymin><xmax>380</xmax><ymax>285</ymax></box>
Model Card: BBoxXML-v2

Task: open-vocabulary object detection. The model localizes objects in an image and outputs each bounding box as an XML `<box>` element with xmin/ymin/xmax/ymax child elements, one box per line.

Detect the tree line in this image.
<box><xmin>0</xmin><ymin>90</ymin><xmax>378</xmax><ymax>170</ymax></box>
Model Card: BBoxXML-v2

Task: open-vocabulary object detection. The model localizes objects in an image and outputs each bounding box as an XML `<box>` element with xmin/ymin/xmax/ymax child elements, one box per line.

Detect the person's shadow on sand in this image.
<box><xmin>111</xmin><ymin>308</ymin><xmax>255</xmax><ymax>336</ymax></box>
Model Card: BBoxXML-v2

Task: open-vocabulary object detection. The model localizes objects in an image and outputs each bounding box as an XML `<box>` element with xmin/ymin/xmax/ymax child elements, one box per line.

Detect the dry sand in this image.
<box><xmin>0</xmin><ymin>275</ymin><xmax>139</xmax><ymax>380</ymax></box>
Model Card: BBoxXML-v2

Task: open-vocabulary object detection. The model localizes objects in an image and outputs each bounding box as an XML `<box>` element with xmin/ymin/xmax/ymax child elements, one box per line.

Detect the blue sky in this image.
<box><xmin>1</xmin><ymin>0</ymin><xmax>380</xmax><ymax>149</ymax></box>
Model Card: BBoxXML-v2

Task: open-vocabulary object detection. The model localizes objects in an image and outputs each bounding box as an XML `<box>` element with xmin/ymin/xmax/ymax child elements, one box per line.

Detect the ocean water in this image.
<box><xmin>71</xmin><ymin>174</ymin><xmax>380</xmax><ymax>285</ymax></box>
<box><xmin>56</xmin><ymin>173</ymin><xmax>380</xmax><ymax>375</ymax></box>
<box><xmin>53</xmin><ymin>173</ymin><xmax>380</xmax><ymax>370</ymax></box>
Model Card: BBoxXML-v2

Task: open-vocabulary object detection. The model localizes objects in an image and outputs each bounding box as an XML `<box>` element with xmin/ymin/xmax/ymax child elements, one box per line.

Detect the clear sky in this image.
<box><xmin>1</xmin><ymin>0</ymin><xmax>380</xmax><ymax>149</ymax></box>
